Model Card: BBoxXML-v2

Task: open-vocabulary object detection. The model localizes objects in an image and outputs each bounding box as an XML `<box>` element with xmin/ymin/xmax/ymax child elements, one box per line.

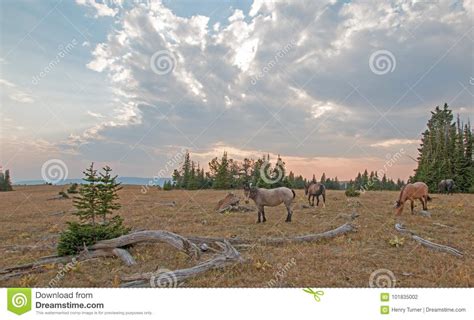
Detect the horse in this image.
<box><xmin>243</xmin><ymin>185</ymin><xmax>296</xmax><ymax>223</ymax></box>
<box><xmin>304</xmin><ymin>182</ymin><xmax>326</xmax><ymax>207</ymax></box>
<box><xmin>438</xmin><ymin>179</ymin><xmax>455</xmax><ymax>195</ymax></box>
<box><xmin>394</xmin><ymin>182</ymin><xmax>431</xmax><ymax>215</ymax></box>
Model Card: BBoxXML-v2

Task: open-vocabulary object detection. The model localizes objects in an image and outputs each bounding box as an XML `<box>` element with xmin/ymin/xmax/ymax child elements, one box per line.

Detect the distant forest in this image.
<box><xmin>170</xmin><ymin>103</ymin><xmax>472</xmax><ymax>193</ymax></box>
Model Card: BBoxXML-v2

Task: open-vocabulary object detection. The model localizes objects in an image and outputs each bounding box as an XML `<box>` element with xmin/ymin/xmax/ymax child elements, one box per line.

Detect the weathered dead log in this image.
<box><xmin>156</xmin><ymin>201</ymin><xmax>176</xmax><ymax>207</ymax></box>
<box><xmin>0</xmin><ymin>247</ymin><xmax>136</xmax><ymax>280</ymax></box>
<box><xmin>395</xmin><ymin>223</ymin><xmax>463</xmax><ymax>257</ymax></box>
<box><xmin>218</xmin><ymin>204</ymin><xmax>254</xmax><ymax>213</ymax></box>
<box><xmin>120</xmin><ymin>241</ymin><xmax>242</xmax><ymax>287</ymax></box>
<box><xmin>90</xmin><ymin>230</ymin><xmax>200</xmax><ymax>259</ymax></box>
<box><xmin>417</xmin><ymin>210</ymin><xmax>431</xmax><ymax>217</ymax></box>
<box><xmin>215</xmin><ymin>193</ymin><xmax>240</xmax><ymax>211</ymax></box>
<box><xmin>112</xmin><ymin>248</ymin><xmax>136</xmax><ymax>266</ymax></box>
<box><xmin>187</xmin><ymin>221</ymin><xmax>357</xmax><ymax>246</ymax></box>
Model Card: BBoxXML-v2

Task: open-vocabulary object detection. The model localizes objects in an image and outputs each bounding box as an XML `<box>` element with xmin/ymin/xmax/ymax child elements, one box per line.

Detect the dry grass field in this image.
<box><xmin>0</xmin><ymin>185</ymin><xmax>472</xmax><ymax>288</ymax></box>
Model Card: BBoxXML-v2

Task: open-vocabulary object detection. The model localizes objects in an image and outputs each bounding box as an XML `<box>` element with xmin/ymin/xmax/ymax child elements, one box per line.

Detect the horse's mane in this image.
<box><xmin>398</xmin><ymin>184</ymin><xmax>407</xmax><ymax>202</ymax></box>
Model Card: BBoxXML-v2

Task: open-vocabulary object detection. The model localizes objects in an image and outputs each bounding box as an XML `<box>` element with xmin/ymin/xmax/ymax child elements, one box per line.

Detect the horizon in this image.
<box><xmin>1</xmin><ymin>1</ymin><xmax>472</xmax><ymax>183</ymax></box>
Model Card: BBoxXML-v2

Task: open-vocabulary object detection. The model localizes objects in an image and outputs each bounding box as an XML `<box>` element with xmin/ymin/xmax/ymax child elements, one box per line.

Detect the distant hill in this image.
<box><xmin>13</xmin><ymin>177</ymin><xmax>171</xmax><ymax>187</ymax></box>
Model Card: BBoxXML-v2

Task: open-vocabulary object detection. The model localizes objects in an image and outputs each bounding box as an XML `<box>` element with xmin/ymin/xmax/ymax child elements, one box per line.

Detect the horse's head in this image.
<box><xmin>393</xmin><ymin>200</ymin><xmax>401</xmax><ymax>208</ymax></box>
<box><xmin>243</xmin><ymin>183</ymin><xmax>257</xmax><ymax>203</ymax></box>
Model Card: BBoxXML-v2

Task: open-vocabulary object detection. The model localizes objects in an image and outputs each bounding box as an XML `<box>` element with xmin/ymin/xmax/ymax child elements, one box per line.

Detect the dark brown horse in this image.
<box><xmin>304</xmin><ymin>182</ymin><xmax>326</xmax><ymax>207</ymax></box>
<box><xmin>394</xmin><ymin>182</ymin><xmax>431</xmax><ymax>215</ymax></box>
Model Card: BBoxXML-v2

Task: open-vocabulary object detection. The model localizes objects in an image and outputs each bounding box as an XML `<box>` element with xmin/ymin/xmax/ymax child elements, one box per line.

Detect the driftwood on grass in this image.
<box><xmin>1</xmin><ymin>216</ymin><xmax>358</xmax><ymax>282</ymax></box>
<box><xmin>120</xmin><ymin>240</ymin><xmax>242</xmax><ymax>287</ymax></box>
<box><xmin>187</xmin><ymin>216</ymin><xmax>358</xmax><ymax>247</ymax></box>
<box><xmin>215</xmin><ymin>193</ymin><xmax>240</xmax><ymax>212</ymax></box>
<box><xmin>395</xmin><ymin>223</ymin><xmax>463</xmax><ymax>257</ymax></box>
<box><xmin>218</xmin><ymin>204</ymin><xmax>254</xmax><ymax>214</ymax></box>
<box><xmin>417</xmin><ymin>210</ymin><xmax>431</xmax><ymax>217</ymax></box>
<box><xmin>90</xmin><ymin>230</ymin><xmax>200</xmax><ymax>259</ymax></box>
<box><xmin>156</xmin><ymin>201</ymin><xmax>177</xmax><ymax>207</ymax></box>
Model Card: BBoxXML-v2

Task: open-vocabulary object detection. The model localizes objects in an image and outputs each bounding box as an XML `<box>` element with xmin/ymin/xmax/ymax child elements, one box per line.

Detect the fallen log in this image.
<box><xmin>120</xmin><ymin>241</ymin><xmax>242</xmax><ymax>287</ymax></box>
<box><xmin>156</xmin><ymin>201</ymin><xmax>176</xmax><ymax>207</ymax></box>
<box><xmin>187</xmin><ymin>221</ymin><xmax>357</xmax><ymax>246</ymax></box>
<box><xmin>218</xmin><ymin>204</ymin><xmax>254</xmax><ymax>213</ymax></box>
<box><xmin>395</xmin><ymin>223</ymin><xmax>463</xmax><ymax>257</ymax></box>
<box><xmin>1</xmin><ymin>218</ymin><xmax>357</xmax><ymax>281</ymax></box>
<box><xmin>215</xmin><ymin>193</ymin><xmax>240</xmax><ymax>212</ymax></box>
<box><xmin>90</xmin><ymin>230</ymin><xmax>200</xmax><ymax>259</ymax></box>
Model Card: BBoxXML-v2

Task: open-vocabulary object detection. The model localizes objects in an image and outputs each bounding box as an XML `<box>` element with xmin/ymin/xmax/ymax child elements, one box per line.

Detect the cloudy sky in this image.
<box><xmin>0</xmin><ymin>0</ymin><xmax>472</xmax><ymax>182</ymax></box>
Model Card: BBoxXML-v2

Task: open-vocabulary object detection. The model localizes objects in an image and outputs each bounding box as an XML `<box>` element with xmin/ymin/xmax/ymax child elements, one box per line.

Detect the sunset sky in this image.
<box><xmin>1</xmin><ymin>0</ymin><xmax>472</xmax><ymax>182</ymax></box>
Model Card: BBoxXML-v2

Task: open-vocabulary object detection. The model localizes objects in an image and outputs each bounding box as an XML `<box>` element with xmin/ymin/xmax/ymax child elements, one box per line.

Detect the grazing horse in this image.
<box><xmin>394</xmin><ymin>182</ymin><xmax>431</xmax><ymax>215</ymax></box>
<box><xmin>244</xmin><ymin>185</ymin><xmax>296</xmax><ymax>223</ymax></box>
<box><xmin>304</xmin><ymin>182</ymin><xmax>326</xmax><ymax>207</ymax></box>
<box><xmin>438</xmin><ymin>179</ymin><xmax>455</xmax><ymax>195</ymax></box>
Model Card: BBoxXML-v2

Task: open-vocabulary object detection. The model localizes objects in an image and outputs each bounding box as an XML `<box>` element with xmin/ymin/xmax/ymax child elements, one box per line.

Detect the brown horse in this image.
<box><xmin>304</xmin><ymin>182</ymin><xmax>326</xmax><ymax>207</ymax></box>
<box><xmin>394</xmin><ymin>182</ymin><xmax>431</xmax><ymax>215</ymax></box>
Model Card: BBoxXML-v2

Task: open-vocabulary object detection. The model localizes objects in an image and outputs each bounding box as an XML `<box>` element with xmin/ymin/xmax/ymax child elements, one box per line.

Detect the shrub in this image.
<box><xmin>67</xmin><ymin>183</ymin><xmax>79</xmax><ymax>194</ymax></box>
<box><xmin>345</xmin><ymin>187</ymin><xmax>361</xmax><ymax>197</ymax></box>
<box><xmin>58</xmin><ymin>217</ymin><xmax>130</xmax><ymax>256</ymax></box>
<box><xmin>163</xmin><ymin>180</ymin><xmax>173</xmax><ymax>190</ymax></box>
<box><xmin>468</xmin><ymin>185</ymin><xmax>474</xmax><ymax>194</ymax></box>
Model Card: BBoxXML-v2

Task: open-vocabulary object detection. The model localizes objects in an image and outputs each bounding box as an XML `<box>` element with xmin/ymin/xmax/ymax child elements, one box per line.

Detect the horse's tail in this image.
<box><xmin>319</xmin><ymin>184</ymin><xmax>325</xmax><ymax>195</ymax></box>
<box><xmin>291</xmin><ymin>189</ymin><xmax>296</xmax><ymax>199</ymax></box>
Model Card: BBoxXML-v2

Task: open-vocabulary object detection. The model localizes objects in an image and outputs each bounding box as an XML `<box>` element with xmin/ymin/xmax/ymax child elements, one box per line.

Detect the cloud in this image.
<box><xmin>76</xmin><ymin>0</ymin><xmax>118</xmax><ymax>17</ymax></box>
<box><xmin>370</xmin><ymin>139</ymin><xmax>420</xmax><ymax>148</ymax></box>
<box><xmin>60</xmin><ymin>0</ymin><xmax>473</xmax><ymax>178</ymax></box>
<box><xmin>86</xmin><ymin>110</ymin><xmax>105</xmax><ymax>118</ymax></box>
<box><xmin>0</xmin><ymin>78</ymin><xmax>34</xmax><ymax>103</ymax></box>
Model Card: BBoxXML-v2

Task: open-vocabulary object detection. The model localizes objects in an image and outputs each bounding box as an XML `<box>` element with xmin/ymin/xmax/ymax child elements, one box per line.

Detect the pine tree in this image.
<box><xmin>73</xmin><ymin>163</ymin><xmax>100</xmax><ymax>225</ymax></box>
<box><xmin>1</xmin><ymin>169</ymin><xmax>13</xmax><ymax>191</ymax></box>
<box><xmin>97</xmin><ymin>166</ymin><xmax>122</xmax><ymax>223</ymax></box>
<box><xmin>212</xmin><ymin>152</ymin><xmax>231</xmax><ymax>189</ymax></box>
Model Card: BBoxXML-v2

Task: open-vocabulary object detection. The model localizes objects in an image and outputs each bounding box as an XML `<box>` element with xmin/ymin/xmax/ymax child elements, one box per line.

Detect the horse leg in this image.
<box><xmin>308</xmin><ymin>195</ymin><xmax>312</xmax><ymax>206</ymax></box>
<box><xmin>422</xmin><ymin>197</ymin><xmax>427</xmax><ymax>210</ymax></box>
<box><xmin>311</xmin><ymin>195</ymin><xmax>315</xmax><ymax>207</ymax></box>
<box><xmin>261</xmin><ymin>207</ymin><xmax>267</xmax><ymax>223</ymax></box>
<box><xmin>285</xmin><ymin>203</ymin><xmax>292</xmax><ymax>222</ymax></box>
<box><xmin>322</xmin><ymin>192</ymin><xmax>326</xmax><ymax>208</ymax></box>
<box><xmin>316</xmin><ymin>195</ymin><xmax>320</xmax><ymax>207</ymax></box>
<box><xmin>410</xmin><ymin>200</ymin><xmax>414</xmax><ymax>214</ymax></box>
<box><xmin>257</xmin><ymin>206</ymin><xmax>262</xmax><ymax>223</ymax></box>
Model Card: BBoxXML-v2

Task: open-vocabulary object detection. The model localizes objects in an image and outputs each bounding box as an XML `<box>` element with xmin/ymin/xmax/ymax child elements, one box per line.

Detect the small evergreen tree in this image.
<box><xmin>58</xmin><ymin>163</ymin><xmax>129</xmax><ymax>256</ymax></box>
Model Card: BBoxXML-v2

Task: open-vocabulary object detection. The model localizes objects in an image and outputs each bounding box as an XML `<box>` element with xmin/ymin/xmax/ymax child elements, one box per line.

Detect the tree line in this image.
<box><xmin>347</xmin><ymin>169</ymin><xmax>405</xmax><ymax>191</ymax></box>
<box><xmin>170</xmin><ymin>151</ymin><xmax>405</xmax><ymax>191</ymax></box>
<box><xmin>412</xmin><ymin>103</ymin><xmax>473</xmax><ymax>193</ymax></box>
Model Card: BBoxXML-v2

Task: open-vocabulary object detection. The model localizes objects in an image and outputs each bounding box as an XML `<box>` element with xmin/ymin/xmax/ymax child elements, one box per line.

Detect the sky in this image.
<box><xmin>0</xmin><ymin>0</ymin><xmax>473</xmax><ymax>182</ymax></box>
